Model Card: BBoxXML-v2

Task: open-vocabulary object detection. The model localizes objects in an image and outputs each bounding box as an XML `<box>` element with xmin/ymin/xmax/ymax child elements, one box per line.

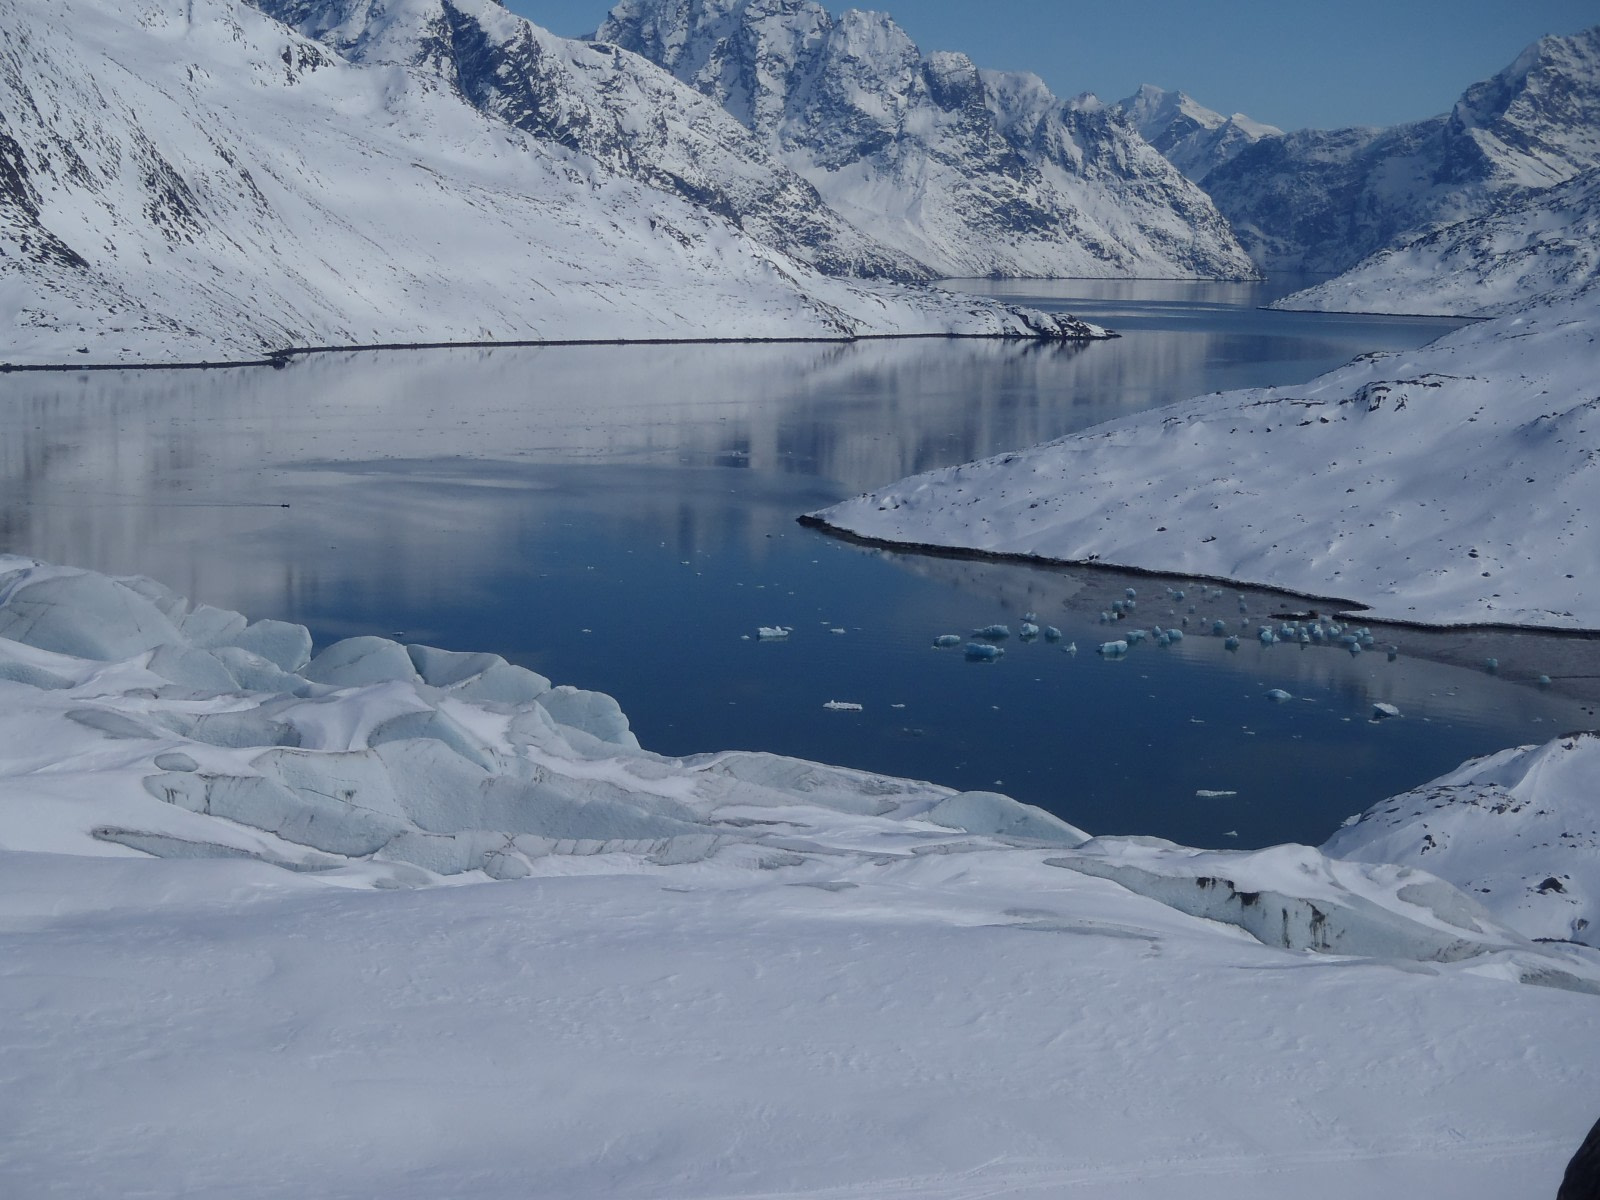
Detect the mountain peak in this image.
<box><xmin>597</xmin><ymin>0</ymin><xmax>1258</xmax><ymax>280</ymax></box>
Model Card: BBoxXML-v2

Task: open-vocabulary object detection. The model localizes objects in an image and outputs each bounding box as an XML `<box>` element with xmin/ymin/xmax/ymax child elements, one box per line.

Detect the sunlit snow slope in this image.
<box><xmin>0</xmin><ymin>0</ymin><xmax>1099</xmax><ymax>366</ymax></box>
<box><xmin>811</xmin><ymin>295</ymin><xmax>1600</xmax><ymax>629</ymax></box>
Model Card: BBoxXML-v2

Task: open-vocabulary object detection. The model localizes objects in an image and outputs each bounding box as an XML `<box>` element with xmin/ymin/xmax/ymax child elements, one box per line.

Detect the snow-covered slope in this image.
<box><xmin>596</xmin><ymin>0</ymin><xmax>1258</xmax><ymax>281</ymax></box>
<box><xmin>1198</xmin><ymin>25</ymin><xmax>1600</xmax><ymax>273</ymax></box>
<box><xmin>1275</xmin><ymin>168</ymin><xmax>1600</xmax><ymax>316</ymax></box>
<box><xmin>809</xmin><ymin>294</ymin><xmax>1600</xmax><ymax>630</ymax></box>
<box><xmin>2</xmin><ymin>554</ymin><xmax>1600</xmax><ymax>1198</ymax></box>
<box><xmin>1326</xmin><ymin>732</ymin><xmax>1600</xmax><ymax>945</ymax></box>
<box><xmin>0</xmin><ymin>0</ymin><xmax>1101</xmax><ymax>367</ymax></box>
<box><xmin>1116</xmin><ymin>84</ymin><xmax>1282</xmax><ymax>183</ymax></box>
<box><xmin>249</xmin><ymin>0</ymin><xmax>927</xmax><ymax>280</ymax></box>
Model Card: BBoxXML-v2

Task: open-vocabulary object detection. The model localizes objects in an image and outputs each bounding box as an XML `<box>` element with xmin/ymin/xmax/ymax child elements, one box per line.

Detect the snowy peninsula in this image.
<box><xmin>1</xmin><ymin>555</ymin><xmax>1598</xmax><ymax>1198</ymax></box>
<box><xmin>809</xmin><ymin>293</ymin><xmax>1600</xmax><ymax>630</ymax></box>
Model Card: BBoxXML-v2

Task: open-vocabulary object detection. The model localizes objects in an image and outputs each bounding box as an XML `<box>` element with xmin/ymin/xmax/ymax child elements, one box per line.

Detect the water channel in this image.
<box><xmin>2</xmin><ymin>278</ymin><xmax>1594</xmax><ymax>848</ymax></box>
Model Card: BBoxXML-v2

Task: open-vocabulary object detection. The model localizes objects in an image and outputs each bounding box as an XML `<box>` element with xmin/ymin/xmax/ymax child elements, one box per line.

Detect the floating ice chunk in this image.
<box><xmin>1062</xmin><ymin>641</ymin><xmax>1077</xmax><ymax>655</ymax></box>
<box><xmin>757</xmin><ymin>626</ymin><xmax>792</xmax><ymax>640</ymax></box>
<box><xmin>1165</xmin><ymin>628</ymin><xmax>1183</xmax><ymax>643</ymax></box>
<box><xmin>823</xmin><ymin>700</ymin><xmax>863</xmax><ymax>711</ymax></box>
<box><xmin>1195</xmin><ymin>789</ymin><xmax>1238</xmax><ymax>798</ymax></box>
<box><xmin>1266</xmin><ymin>689</ymin><xmax>1292</xmax><ymax>702</ymax></box>
<box><xmin>933</xmin><ymin>634</ymin><xmax>962</xmax><ymax>648</ymax></box>
<box><xmin>1387</xmin><ymin>645</ymin><xmax>1400</xmax><ymax>662</ymax></box>
<box><xmin>1019</xmin><ymin>622</ymin><xmax>1040</xmax><ymax>640</ymax></box>
<box><xmin>924</xmin><ymin>791</ymin><xmax>1088</xmax><ymax>845</ymax></box>
<box><xmin>1124</xmin><ymin>588</ymin><xmax>1137</xmax><ymax>599</ymax></box>
<box><xmin>1484</xmin><ymin>657</ymin><xmax>1499</xmax><ymax>672</ymax></box>
<box><xmin>1348</xmin><ymin>641</ymin><xmax>1363</xmax><ymax>656</ymax></box>
<box><xmin>1372</xmin><ymin>702</ymin><xmax>1401</xmax><ymax>720</ymax></box>
<box><xmin>964</xmin><ymin>643</ymin><xmax>1003</xmax><ymax>661</ymax></box>
<box><xmin>1224</xmin><ymin>635</ymin><xmax>1240</xmax><ymax>651</ymax></box>
<box><xmin>972</xmin><ymin>624</ymin><xmax>1010</xmax><ymax>640</ymax></box>
<box><xmin>1042</xmin><ymin>626</ymin><xmax>1062</xmax><ymax>642</ymax></box>
<box><xmin>1211</xmin><ymin>620</ymin><xmax>1227</xmax><ymax>636</ymax></box>
<box><xmin>1098</xmin><ymin>640</ymin><xmax>1129</xmax><ymax>657</ymax></box>
<box><xmin>1022</xmin><ymin>611</ymin><xmax>1038</xmax><ymax>623</ymax></box>
<box><xmin>1124</xmin><ymin>629</ymin><xmax>1147</xmax><ymax>646</ymax></box>
<box><xmin>1538</xmin><ymin>674</ymin><xmax>1553</xmax><ymax>687</ymax></box>
<box><xmin>1258</xmin><ymin>627</ymin><xmax>1276</xmax><ymax>645</ymax></box>
<box><xmin>303</xmin><ymin>637</ymin><xmax>420</xmax><ymax>688</ymax></box>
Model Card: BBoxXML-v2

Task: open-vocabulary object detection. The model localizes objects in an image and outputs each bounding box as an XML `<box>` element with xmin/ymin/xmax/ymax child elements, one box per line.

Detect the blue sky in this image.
<box><xmin>503</xmin><ymin>0</ymin><xmax>1597</xmax><ymax>130</ymax></box>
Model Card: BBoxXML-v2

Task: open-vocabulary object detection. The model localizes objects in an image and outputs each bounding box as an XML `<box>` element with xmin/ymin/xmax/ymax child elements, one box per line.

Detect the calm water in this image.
<box><xmin>3</xmin><ymin>279</ymin><xmax>1594</xmax><ymax>848</ymax></box>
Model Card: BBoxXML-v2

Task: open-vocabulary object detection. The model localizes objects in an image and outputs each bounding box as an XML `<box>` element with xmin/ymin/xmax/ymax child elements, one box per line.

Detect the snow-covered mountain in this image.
<box><xmin>809</xmin><ymin>292</ymin><xmax>1600</xmax><ymax>630</ymax></box>
<box><xmin>595</xmin><ymin>0</ymin><xmax>1258</xmax><ymax>280</ymax></box>
<box><xmin>0</xmin><ymin>0</ymin><xmax>1101</xmax><ymax>367</ymax></box>
<box><xmin>1195</xmin><ymin>25</ymin><xmax>1600</xmax><ymax>273</ymax></box>
<box><xmin>1115</xmin><ymin>85</ymin><xmax>1281</xmax><ymax>183</ymax></box>
<box><xmin>1275</xmin><ymin>167</ymin><xmax>1600</xmax><ymax>316</ymax></box>
<box><xmin>249</xmin><ymin>0</ymin><xmax>926</xmax><ymax>280</ymax></box>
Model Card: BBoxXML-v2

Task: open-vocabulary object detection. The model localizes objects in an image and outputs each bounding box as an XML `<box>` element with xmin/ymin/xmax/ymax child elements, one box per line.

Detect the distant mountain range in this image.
<box><xmin>594</xmin><ymin>0</ymin><xmax>1258</xmax><ymax>280</ymax></box>
<box><xmin>1126</xmin><ymin>25</ymin><xmax>1600</xmax><ymax>278</ymax></box>
<box><xmin>2</xmin><ymin>0</ymin><xmax>1596</xmax><ymax>365</ymax></box>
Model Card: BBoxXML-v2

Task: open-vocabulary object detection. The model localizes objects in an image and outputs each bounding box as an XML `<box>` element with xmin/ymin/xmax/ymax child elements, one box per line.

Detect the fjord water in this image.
<box><xmin>2</xmin><ymin>280</ymin><xmax>1592</xmax><ymax>848</ymax></box>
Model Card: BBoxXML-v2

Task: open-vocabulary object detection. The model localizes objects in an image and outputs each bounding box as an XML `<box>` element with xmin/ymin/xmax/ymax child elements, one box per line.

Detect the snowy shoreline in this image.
<box><xmin>0</xmin><ymin>325</ymin><xmax>1118</xmax><ymax>375</ymax></box>
<box><xmin>811</xmin><ymin>295</ymin><xmax>1600</xmax><ymax>632</ymax></box>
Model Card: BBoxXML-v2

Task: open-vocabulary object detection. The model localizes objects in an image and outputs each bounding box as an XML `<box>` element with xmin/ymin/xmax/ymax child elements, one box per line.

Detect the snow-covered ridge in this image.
<box><xmin>596</xmin><ymin>0</ymin><xmax>1259</xmax><ymax>280</ymax></box>
<box><xmin>1273</xmin><ymin>168</ymin><xmax>1600</xmax><ymax>316</ymax></box>
<box><xmin>1192</xmin><ymin>24</ymin><xmax>1600</xmax><ymax>273</ymax></box>
<box><xmin>1326</xmin><ymin>732</ymin><xmax>1600</xmax><ymax>944</ymax></box>
<box><xmin>249</xmin><ymin>0</ymin><xmax>927</xmax><ymax>280</ymax></box>
<box><xmin>0</xmin><ymin>0</ymin><xmax>1103</xmax><ymax>366</ymax></box>
<box><xmin>809</xmin><ymin>293</ymin><xmax>1600</xmax><ymax>630</ymax></box>
<box><xmin>1115</xmin><ymin>84</ymin><xmax>1281</xmax><ymax>183</ymax></box>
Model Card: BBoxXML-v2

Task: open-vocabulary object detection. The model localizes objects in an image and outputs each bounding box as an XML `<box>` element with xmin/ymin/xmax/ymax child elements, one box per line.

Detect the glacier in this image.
<box><xmin>1</xmin><ymin>555</ymin><xmax>1599</xmax><ymax>1197</ymax></box>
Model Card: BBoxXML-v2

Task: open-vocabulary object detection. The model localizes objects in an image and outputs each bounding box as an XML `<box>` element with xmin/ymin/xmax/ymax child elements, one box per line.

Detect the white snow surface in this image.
<box><xmin>812</xmin><ymin>293</ymin><xmax>1600</xmax><ymax>630</ymax></box>
<box><xmin>1275</xmin><ymin>168</ymin><xmax>1600</xmax><ymax>316</ymax></box>
<box><xmin>1326</xmin><ymin>731</ymin><xmax>1600</xmax><ymax>944</ymax></box>
<box><xmin>3</xmin><ymin>555</ymin><xmax>1600</xmax><ymax>1196</ymax></box>
<box><xmin>0</xmin><ymin>0</ymin><xmax>1100</xmax><ymax>366</ymax></box>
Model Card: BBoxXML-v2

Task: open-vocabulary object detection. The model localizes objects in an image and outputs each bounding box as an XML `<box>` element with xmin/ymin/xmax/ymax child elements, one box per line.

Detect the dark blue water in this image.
<box><xmin>3</xmin><ymin>280</ymin><xmax>1592</xmax><ymax>847</ymax></box>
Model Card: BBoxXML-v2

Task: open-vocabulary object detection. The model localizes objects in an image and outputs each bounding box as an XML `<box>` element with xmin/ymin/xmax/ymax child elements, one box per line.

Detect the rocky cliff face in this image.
<box><xmin>596</xmin><ymin>0</ymin><xmax>1258</xmax><ymax>280</ymax></box>
<box><xmin>1274</xmin><ymin>167</ymin><xmax>1600</xmax><ymax>316</ymax></box>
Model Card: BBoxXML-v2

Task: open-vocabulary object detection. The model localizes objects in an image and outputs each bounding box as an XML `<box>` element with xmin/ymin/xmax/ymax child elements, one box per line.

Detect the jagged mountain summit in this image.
<box><xmin>249</xmin><ymin>0</ymin><xmax>926</xmax><ymax>280</ymax></box>
<box><xmin>595</xmin><ymin>0</ymin><xmax>1258</xmax><ymax>281</ymax></box>
<box><xmin>1194</xmin><ymin>24</ymin><xmax>1600</xmax><ymax>273</ymax></box>
<box><xmin>0</xmin><ymin>0</ymin><xmax>1104</xmax><ymax>366</ymax></box>
<box><xmin>1115</xmin><ymin>85</ymin><xmax>1281</xmax><ymax>183</ymax></box>
<box><xmin>1274</xmin><ymin>167</ymin><xmax>1600</xmax><ymax>316</ymax></box>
